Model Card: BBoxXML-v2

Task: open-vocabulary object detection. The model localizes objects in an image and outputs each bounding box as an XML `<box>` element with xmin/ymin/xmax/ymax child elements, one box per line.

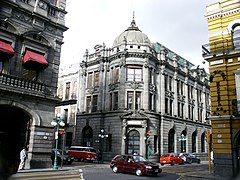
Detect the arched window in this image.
<box><xmin>168</xmin><ymin>129</ymin><xmax>175</xmax><ymax>153</ymax></box>
<box><xmin>233</xmin><ymin>25</ymin><xmax>240</xmax><ymax>50</ymax></box>
<box><xmin>127</xmin><ymin>130</ymin><xmax>140</xmax><ymax>155</ymax></box>
<box><xmin>192</xmin><ymin>131</ymin><xmax>197</xmax><ymax>153</ymax></box>
<box><xmin>201</xmin><ymin>133</ymin><xmax>206</xmax><ymax>152</ymax></box>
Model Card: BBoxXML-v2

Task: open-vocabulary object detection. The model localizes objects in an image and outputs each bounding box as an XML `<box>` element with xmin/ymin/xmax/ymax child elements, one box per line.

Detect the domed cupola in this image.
<box><xmin>112</xmin><ymin>17</ymin><xmax>152</xmax><ymax>48</ymax></box>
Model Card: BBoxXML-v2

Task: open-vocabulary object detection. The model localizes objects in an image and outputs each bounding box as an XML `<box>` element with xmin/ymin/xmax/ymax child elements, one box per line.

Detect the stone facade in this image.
<box><xmin>76</xmin><ymin>18</ymin><xmax>211</xmax><ymax>162</ymax></box>
<box><xmin>0</xmin><ymin>0</ymin><xmax>67</xmax><ymax>175</ymax></box>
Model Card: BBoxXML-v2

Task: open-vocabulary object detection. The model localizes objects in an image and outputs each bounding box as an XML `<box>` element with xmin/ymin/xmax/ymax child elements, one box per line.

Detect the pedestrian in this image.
<box><xmin>18</xmin><ymin>146</ymin><xmax>28</xmax><ymax>170</ymax></box>
<box><xmin>97</xmin><ymin>149</ymin><xmax>102</xmax><ymax>164</ymax></box>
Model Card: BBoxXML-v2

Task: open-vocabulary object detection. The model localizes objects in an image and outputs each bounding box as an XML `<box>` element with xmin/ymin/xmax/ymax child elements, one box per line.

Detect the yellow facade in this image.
<box><xmin>203</xmin><ymin>0</ymin><xmax>240</xmax><ymax>178</ymax></box>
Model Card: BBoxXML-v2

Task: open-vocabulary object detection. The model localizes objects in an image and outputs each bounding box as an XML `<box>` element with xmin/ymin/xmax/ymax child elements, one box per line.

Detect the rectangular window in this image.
<box><xmin>164</xmin><ymin>75</ymin><xmax>168</xmax><ymax>90</ymax></box>
<box><xmin>87</xmin><ymin>73</ymin><xmax>93</xmax><ymax>88</ymax></box>
<box><xmin>127</xmin><ymin>92</ymin><xmax>134</xmax><ymax>110</ymax></box>
<box><xmin>86</xmin><ymin>96</ymin><xmax>91</xmax><ymax>113</ymax></box>
<box><xmin>94</xmin><ymin>71</ymin><xmax>99</xmax><ymax>87</ymax></box>
<box><xmin>178</xmin><ymin>102</ymin><xmax>180</xmax><ymax>117</ymax></box>
<box><xmin>64</xmin><ymin>109</ymin><xmax>68</xmax><ymax>124</ymax></box>
<box><xmin>109</xmin><ymin>93</ymin><xmax>112</xmax><ymax>110</ymax></box>
<box><xmin>149</xmin><ymin>93</ymin><xmax>153</xmax><ymax>111</ymax></box>
<box><xmin>149</xmin><ymin>69</ymin><xmax>153</xmax><ymax>84</ymax></box>
<box><xmin>170</xmin><ymin>99</ymin><xmax>173</xmax><ymax>116</ymax></box>
<box><xmin>135</xmin><ymin>92</ymin><xmax>141</xmax><ymax>110</ymax></box>
<box><xmin>22</xmin><ymin>69</ymin><xmax>38</xmax><ymax>81</ymax></box>
<box><xmin>92</xmin><ymin>95</ymin><xmax>98</xmax><ymax>112</ymax></box>
<box><xmin>114</xmin><ymin>67</ymin><xmax>119</xmax><ymax>83</ymax></box>
<box><xmin>114</xmin><ymin>92</ymin><xmax>118</xmax><ymax>110</ymax></box>
<box><xmin>169</xmin><ymin>77</ymin><xmax>172</xmax><ymax>91</ymax></box>
<box><xmin>65</xmin><ymin>82</ymin><xmax>70</xmax><ymax>100</ymax></box>
<box><xmin>165</xmin><ymin>98</ymin><xmax>168</xmax><ymax>114</ymax></box>
<box><xmin>127</xmin><ymin>66</ymin><xmax>142</xmax><ymax>82</ymax></box>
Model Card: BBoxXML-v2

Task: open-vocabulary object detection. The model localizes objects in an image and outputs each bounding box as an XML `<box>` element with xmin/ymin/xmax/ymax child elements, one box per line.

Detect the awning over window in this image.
<box><xmin>0</xmin><ymin>40</ymin><xmax>15</xmax><ymax>59</ymax></box>
<box><xmin>23</xmin><ymin>50</ymin><xmax>49</xmax><ymax>69</ymax></box>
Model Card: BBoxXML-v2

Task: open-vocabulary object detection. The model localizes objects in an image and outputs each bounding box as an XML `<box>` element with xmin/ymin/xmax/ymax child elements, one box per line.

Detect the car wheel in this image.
<box><xmin>152</xmin><ymin>172</ymin><xmax>158</xmax><ymax>177</ymax></box>
<box><xmin>112</xmin><ymin>166</ymin><xmax>118</xmax><ymax>173</ymax></box>
<box><xmin>160</xmin><ymin>163</ymin><xmax>164</xmax><ymax>166</ymax></box>
<box><xmin>80</xmin><ymin>157</ymin><xmax>84</xmax><ymax>162</ymax></box>
<box><xmin>135</xmin><ymin>168</ymin><xmax>143</xmax><ymax>176</ymax></box>
<box><xmin>170</xmin><ymin>161</ymin><xmax>174</xmax><ymax>166</ymax></box>
<box><xmin>188</xmin><ymin>159</ymin><xmax>192</xmax><ymax>164</ymax></box>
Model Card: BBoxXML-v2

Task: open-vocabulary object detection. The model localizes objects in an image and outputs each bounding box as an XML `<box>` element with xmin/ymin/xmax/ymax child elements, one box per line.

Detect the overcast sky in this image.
<box><xmin>60</xmin><ymin>0</ymin><xmax>218</xmax><ymax>72</ymax></box>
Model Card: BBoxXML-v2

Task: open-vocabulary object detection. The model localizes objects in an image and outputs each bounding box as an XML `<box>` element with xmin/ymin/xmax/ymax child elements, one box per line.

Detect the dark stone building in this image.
<box><xmin>0</xmin><ymin>0</ymin><xmax>67</xmax><ymax>177</ymax></box>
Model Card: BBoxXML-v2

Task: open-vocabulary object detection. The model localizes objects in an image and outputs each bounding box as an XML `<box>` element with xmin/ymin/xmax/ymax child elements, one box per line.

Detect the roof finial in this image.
<box><xmin>130</xmin><ymin>11</ymin><xmax>136</xmax><ymax>27</ymax></box>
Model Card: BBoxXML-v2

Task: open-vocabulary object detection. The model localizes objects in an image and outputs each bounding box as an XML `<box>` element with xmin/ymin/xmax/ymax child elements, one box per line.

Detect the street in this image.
<box><xmin>9</xmin><ymin>161</ymin><xmax>216</xmax><ymax>180</ymax></box>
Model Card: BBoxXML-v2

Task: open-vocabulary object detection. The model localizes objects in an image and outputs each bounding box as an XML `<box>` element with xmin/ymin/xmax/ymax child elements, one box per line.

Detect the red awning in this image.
<box><xmin>23</xmin><ymin>50</ymin><xmax>49</xmax><ymax>69</ymax></box>
<box><xmin>0</xmin><ymin>40</ymin><xmax>15</xmax><ymax>57</ymax></box>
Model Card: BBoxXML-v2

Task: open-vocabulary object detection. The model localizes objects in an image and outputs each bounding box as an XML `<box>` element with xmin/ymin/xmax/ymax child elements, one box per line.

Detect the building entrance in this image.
<box><xmin>127</xmin><ymin>130</ymin><xmax>140</xmax><ymax>155</ymax></box>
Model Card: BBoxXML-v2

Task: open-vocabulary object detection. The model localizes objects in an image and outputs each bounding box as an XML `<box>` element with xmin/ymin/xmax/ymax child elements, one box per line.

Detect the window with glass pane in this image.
<box><xmin>87</xmin><ymin>73</ymin><xmax>93</xmax><ymax>88</ymax></box>
<box><xmin>127</xmin><ymin>66</ymin><xmax>142</xmax><ymax>81</ymax></box>
<box><xmin>94</xmin><ymin>71</ymin><xmax>99</xmax><ymax>87</ymax></box>
<box><xmin>127</xmin><ymin>92</ymin><xmax>134</xmax><ymax>109</ymax></box>
<box><xmin>65</xmin><ymin>82</ymin><xmax>70</xmax><ymax>100</ymax></box>
<box><xmin>114</xmin><ymin>92</ymin><xmax>118</xmax><ymax>110</ymax></box>
<box><xmin>109</xmin><ymin>93</ymin><xmax>112</xmax><ymax>110</ymax></box>
<box><xmin>22</xmin><ymin>69</ymin><xmax>37</xmax><ymax>81</ymax></box>
<box><xmin>233</xmin><ymin>25</ymin><xmax>240</xmax><ymax>50</ymax></box>
<box><xmin>92</xmin><ymin>95</ymin><xmax>98</xmax><ymax>112</ymax></box>
<box><xmin>135</xmin><ymin>92</ymin><xmax>141</xmax><ymax>110</ymax></box>
<box><xmin>114</xmin><ymin>67</ymin><xmax>119</xmax><ymax>83</ymax></box>
<box><xmin>86</xmin><ymin>96</ymin><xmax>91</xmax><ymax>113</ymax></box>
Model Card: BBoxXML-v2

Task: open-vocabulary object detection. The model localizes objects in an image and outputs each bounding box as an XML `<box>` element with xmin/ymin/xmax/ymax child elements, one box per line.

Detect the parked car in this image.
<box><xmin>67</xmin><ymin>146</ymin><xmax>97</xmax><ymax>162</ymax></box>
<box><xmin>110</xmin><ymin>154</ymin><xmax>162</xmax><ymax>176</ymax></box>
<box><xmin>51</xmin><ymin>149</ymin><xmax>74</xmax><ymax>165</ymax></box>
<box><xmin>160</xmin><ymin>153</ymin><xmax>184</xmax><ymax>166</ymax></box>
<box><xmin>179</xmin><ymin>153</ymin><xmax>201</xmax><ymax>164</ymax></box>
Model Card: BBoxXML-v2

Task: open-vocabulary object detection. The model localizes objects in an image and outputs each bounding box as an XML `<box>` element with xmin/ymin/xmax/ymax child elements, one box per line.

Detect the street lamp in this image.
<box><xmin>98</xmin><ymin>129</ymin><xmax>108</xmax><ymax>163</ymax></box>
<box><xmin>51</xmin><ymin>116</ymin><xmax>65</xmax><ymax>170</ymax></box>
<box><xmin>179</xmin><ymin>134</ymin><xmax>187</xmax><ymax>153</ymax></box>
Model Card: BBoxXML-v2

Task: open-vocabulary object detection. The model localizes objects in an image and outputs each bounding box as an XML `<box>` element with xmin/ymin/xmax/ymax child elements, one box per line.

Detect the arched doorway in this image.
<box><xmin>0</xmin><ymin>105</ymin><xmax>31</xmax><ymax>175</ymax></box>
<box><xmin>201</xmin><ymin>132</ymin><xmax>206</xmax><ymax>152</ymax></box>
<box><xmin>180</xmin><ymin>130</ymin><xmax>187</xmax><ymax>153</ymax></box>
<box><xmin>127</xmin><ymin>130</ymin><xmax>140</xmax><ymax>155</ymax></box>
<box><xmin>192</xmin><ymin>131</ymin><xmax>197</xmax><ymax>153</ymax></box>
<box><xmin>233</xmin><ymin>130</ymin><xmax>240</xmax><ymax>177</ymax></box>
<box><xmin>168</xmin><ymin>129</ymin><xmax>175</xmax><ymax>153</ymax></box>
<box><xmin>82</xmin><ymin>126</ymin><xmax>93</xmax><ymax>147</ymax></box>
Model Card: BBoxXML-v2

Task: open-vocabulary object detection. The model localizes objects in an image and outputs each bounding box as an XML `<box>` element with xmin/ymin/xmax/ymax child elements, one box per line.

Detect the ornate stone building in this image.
<box><xmin>76</xmin><ymin>18</ymin><xmax>211</xmax><ymax>162</ymax></box>
<box><xmin>0</xmin><ymin>0</ymin><xmax>67</xmax><ymax>176</ymax></box>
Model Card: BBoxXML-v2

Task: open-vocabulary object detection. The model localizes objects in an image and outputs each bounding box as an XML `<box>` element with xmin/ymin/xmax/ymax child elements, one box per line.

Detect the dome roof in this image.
<box><xmin>112</xmin><ymin>18</ymin><xmax>152</xmax><ymax>47</ymax></box>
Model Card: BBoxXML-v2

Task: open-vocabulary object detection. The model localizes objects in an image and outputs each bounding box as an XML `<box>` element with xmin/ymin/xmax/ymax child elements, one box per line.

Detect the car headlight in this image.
<box><xmin>146</xmin><ymin>165</ymin><xmax>152</xmax><ymax>169</ymax></box>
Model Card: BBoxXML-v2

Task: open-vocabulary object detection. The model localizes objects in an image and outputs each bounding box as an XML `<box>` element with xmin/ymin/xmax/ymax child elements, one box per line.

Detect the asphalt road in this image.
<box><xmin>10</xmin><ymin>161</ymin><xmax>219</xmax><ymax>180</ymax></box>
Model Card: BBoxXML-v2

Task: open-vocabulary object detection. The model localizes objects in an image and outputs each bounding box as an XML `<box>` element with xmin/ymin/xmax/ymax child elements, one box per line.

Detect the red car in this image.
<box><xmin>160</xmin><ymin>153</ymin><xmax>184</xmax><ymax>166</ymax></box>
<box><xmin>110</xmin><ymin>154</ymin><xmax>162</xmax><ymax>176</ymax></box>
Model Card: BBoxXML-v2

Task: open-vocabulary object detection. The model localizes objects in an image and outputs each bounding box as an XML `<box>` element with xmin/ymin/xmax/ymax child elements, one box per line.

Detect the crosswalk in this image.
<box><xmin>9</xmin><ymin>170</ymin><xmax>82</xmax><ymax>180</ymax></box>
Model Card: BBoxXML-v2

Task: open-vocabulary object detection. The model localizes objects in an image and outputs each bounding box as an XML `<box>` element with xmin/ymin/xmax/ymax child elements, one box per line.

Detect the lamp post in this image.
<box><xmin>179</xmin><ymin>134</ymin><xmax>187</xmax><ymax>153</ymax></box>
<box><xmin>98</xmin><ymin>129</ymin><xmax>108</xmax><ymax>163</ymax></box>
<box><xmin>51</xmin><ymin>116</ymin><xmax>65</xmax><ymax>170</ymax></box>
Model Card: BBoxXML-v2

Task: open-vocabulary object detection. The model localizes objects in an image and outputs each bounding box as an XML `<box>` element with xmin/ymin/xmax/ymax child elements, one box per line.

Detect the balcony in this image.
<box><xmin>202</xmin><ymin>36</ymin><xmax>240</xmax><ymax>57</ymax></box>
<box><xmin>0</xmin><ymin>73</ymin><xmax>46</xmax><ymax>96</ymax></box>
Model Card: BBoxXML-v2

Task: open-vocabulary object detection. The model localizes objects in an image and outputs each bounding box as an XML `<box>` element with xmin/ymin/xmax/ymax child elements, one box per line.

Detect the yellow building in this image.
<box><xmin>202</xmin><ymin>0</ymin><xmax>240</xmax><ymax>178</ymax></box>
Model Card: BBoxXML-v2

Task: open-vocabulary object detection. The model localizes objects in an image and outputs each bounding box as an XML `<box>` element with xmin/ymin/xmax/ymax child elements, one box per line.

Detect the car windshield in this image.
<box><xmin>133</xmin><ymin>156</ymin><xmax>147</xmax><ymax>162</ymax></box>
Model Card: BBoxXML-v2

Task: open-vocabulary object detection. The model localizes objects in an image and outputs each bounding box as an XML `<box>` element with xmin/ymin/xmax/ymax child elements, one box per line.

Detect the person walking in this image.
<box><xmin>18</xmin><ymin>146</ymin><xmax>28</xmax><ymax>170</ymax></box>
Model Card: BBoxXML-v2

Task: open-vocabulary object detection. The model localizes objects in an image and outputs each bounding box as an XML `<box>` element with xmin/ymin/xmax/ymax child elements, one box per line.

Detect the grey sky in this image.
<box><xmin>60</xmin><ymin>0</ymin><xmax>218</xmax><ymax>71</ymax></box>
